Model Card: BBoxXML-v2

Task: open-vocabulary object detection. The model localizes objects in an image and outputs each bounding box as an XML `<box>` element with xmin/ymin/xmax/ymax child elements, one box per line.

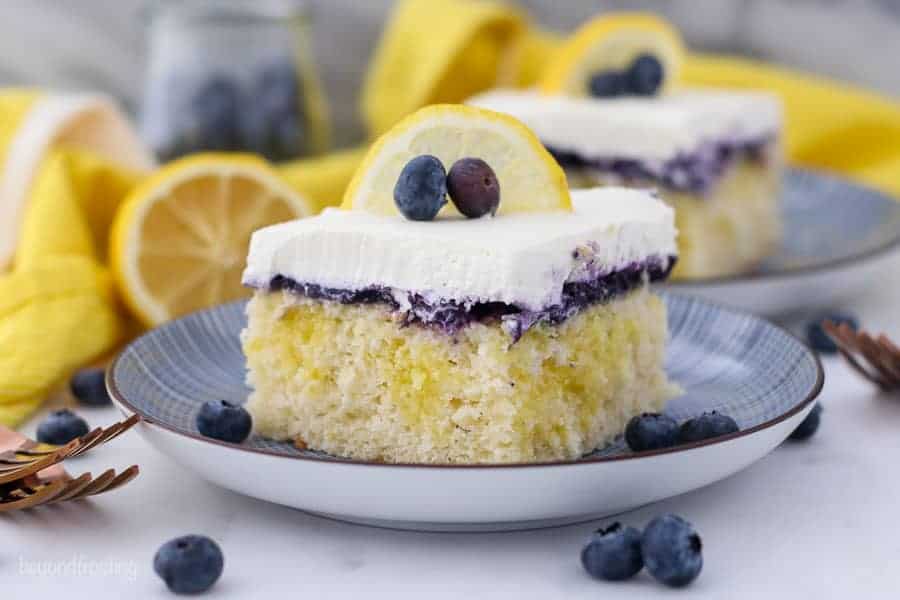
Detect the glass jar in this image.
<box><xmin>141</xmin><ymin>0</ymin><xmax>329</xmax><ymax>163</ymax></box>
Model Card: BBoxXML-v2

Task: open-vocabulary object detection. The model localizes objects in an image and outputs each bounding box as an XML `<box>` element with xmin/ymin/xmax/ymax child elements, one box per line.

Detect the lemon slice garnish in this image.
<box><xmin>111</xmin><ymin>153</ymin><xmax>312</xmax><ymax>326</ymax></box>
<box><xmin>540</xmin><ymin>13</ymin><xmax>684</xmax><ymax>97</ymax></box>
<box><xmin>342</xmin><ymin>104</ymin><xmax>570</xmax><ymax>216</ymax></box>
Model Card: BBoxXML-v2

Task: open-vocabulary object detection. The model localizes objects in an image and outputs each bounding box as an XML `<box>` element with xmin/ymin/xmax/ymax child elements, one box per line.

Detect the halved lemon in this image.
<box><xmin>540</xmin><ymin>13</ymin><xmax>684</xmax><ymax>97</ymax></box>
<box><xmin>111</xmin><ymin>154</ymin><xmax>312</xmax><ymax>327</ymax></box>
<box><xmin>342</xmin><ymin>104</ymin><xmax>570</xmax><ymax>216</ymax></box>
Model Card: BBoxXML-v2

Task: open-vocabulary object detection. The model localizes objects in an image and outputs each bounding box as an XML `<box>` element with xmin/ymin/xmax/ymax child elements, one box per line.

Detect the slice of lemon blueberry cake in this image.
<box><xmin>469</xmin><ymin>13</ymin><xmax>783</xmax><ymax>280</ymax></box>
<box><xmin>241</xmin><ymin>105</ymin><xmax>678</xmax><ymax>464</ymax></box>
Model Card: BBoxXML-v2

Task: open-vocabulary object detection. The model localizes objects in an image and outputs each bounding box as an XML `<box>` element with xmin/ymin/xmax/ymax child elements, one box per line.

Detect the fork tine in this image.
<box><xmin>0</xmin><ymin>480</ymin><xmax>68</xmax><ymax>513</ymax></box>
<box><xmin>65</xmin><ymin>428</ymin><xmax>106</xmax><ymax>458</ymax></box>
<box><xmin>67</xmin><ymin>469</ymin><xmax>117</xmax><ymax>500</ymax></box>
<box><xmin>68</xmin><ymin>414</ymin><xmax>141</xmax><ymax>458</ymax></box>
<box><xmin>858</xmin><ymin>333</ymin><xmax>899</xmax><ymax>389</ymax></box>
<box><xmin>47</xmin><ymin>473</ymin><xmax>95</xmax><ymax>504</ymax></box>
<box><xmin>90</xmin><ymin>465</ymin><xmax>139</xmax><ymax>496</ymax></box>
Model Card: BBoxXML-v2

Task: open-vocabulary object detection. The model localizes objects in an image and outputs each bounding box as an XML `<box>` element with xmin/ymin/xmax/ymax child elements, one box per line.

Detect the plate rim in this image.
<box><xmin>666</xmin><ymin>167</ymin><xmax>900</xmax><ymax>287</ymax></box>
<box><xmin>107</xmin><ymin>293</ymin><xmax>824</xmax><ymax>471</ymax></box>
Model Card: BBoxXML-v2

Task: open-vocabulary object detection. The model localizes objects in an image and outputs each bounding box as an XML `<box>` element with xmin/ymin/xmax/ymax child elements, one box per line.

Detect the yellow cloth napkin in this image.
<box><xmin>0</xmin><ymin>150</ymin><xmax>142</xmax><ymax>425</ymax></box>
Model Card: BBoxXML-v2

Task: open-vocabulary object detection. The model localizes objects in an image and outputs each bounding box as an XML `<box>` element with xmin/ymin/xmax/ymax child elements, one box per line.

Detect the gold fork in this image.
<box><xmin>824</xmin><ymin>321</ymin><xmax>900</xmax><ymax>391</ymax></box>
<box><xmin>0</xmin><ymin>414</ymin><xmax>140</xmax><ymax>512</ymax></box>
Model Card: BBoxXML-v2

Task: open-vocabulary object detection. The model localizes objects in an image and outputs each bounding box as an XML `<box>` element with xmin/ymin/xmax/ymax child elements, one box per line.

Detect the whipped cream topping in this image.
<box><xmin>467</xmin><ymin>89</ymin><xmax>782</xmax><ymax>162</ymax></box>
<box><xmin>243</xmin><ymin>188</ymin><xmax>677</xmax><ymax>311</ymax></box>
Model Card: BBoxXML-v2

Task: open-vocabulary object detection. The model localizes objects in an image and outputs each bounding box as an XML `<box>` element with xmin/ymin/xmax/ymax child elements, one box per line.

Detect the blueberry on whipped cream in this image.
<box><xmin>393</xmin><ymin>155</ymin><xmax>447</xmax><ymax>221</ymax></box>
<box><xmin>626</xmin><ymin>53</ymin><xmax>664</xmax><ymax>96</ymax></box>
<box><xmin>447</xmin><ymin>157</ymin><xmax>500</xmax><ymax>218</ymax></box>
<box><xmin>588</xmin><ymin>71</ymin><xmax>626</xmax><ymax>98</ymax></box>
<box><xmin>587</xmin><ymin>53</ymin><xmax>663</xmax><ymax>99</ymax></box>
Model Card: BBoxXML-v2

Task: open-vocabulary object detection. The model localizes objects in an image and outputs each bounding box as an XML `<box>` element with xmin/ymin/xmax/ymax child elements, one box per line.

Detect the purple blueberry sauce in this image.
<box><xmin>259</xmin><ymin>256</ymin><xmax>675</xmax><ymax>341</ymax></box>
<box><xmin>547</xmin><ymin>135</ymin><xmax>776</xmax><ymax>195</ymax></box>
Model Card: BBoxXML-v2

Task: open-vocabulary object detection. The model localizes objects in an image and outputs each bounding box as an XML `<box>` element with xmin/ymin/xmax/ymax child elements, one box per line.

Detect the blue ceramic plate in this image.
<box><xmin>666</xmin><ymin>168</ymin><xmax>900</xmax><ymax>315</ymax></box>
<box><xmin>109</xmin><ymin>293</ymin><xmax>822</xmax><ymax>531</ymax></box>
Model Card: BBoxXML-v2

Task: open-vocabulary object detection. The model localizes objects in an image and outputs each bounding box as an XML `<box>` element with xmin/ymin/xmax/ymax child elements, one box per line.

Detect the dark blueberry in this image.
<box><xmin>69</xmin><ymin>368</ymin><xmax>111</xmax><ymax>407</ymax></box>
<box><xmin>189</xmin><ymin>76</ymin><xmax>243</xmax><ymax>151</ymax></box>
<box><xmin>36</xmin><ymin>409</ymin><xmax>89</xmax><ymax>445</ymax></box>
<box><xmin>196</xmin><ymin>400</ymin><xmax>252</xmax><ymax>444</ymax></box>
<box><xmin>447</xmin><ymin>158</ymin><xmax>500</xmax><ymax>218</ymax></box>
<box><xmin>154</xmin><ymin>535</ymin><xmax>224</xmax><ymax>595</ymax></box>
<box><xmin>806</xmin><ymin>312</ymin><xmax>858</xmax><ymax>354</ymax></box>
<box><xmin>789</xmin><ymin>403</ymin><xmax>822</xmax><ymax>441</ymax></box>
<box><xmin>679</xmin><ymin>411</ymin><xmax>739</xmax><ymax>443</ymax></box>
<box><xmin>625</xmin><ymin>412</ymin><xmax>680</xmax><ymax>452</ymax></box>
<box><xmin>393</xmin><ymin>155</ymin><xmax>447</xmax><ymax>221</ymax></box>
<box><xmin>580</xmin><ymin>522</ymin><xmax>644</xmax><ymax>581</ymax></box>
<box><xmin>625</xmin><ymin>54</ymin><xmax>664</xmax><ymax>96</ymax></box>
<box><xmin>588</xmin><ymin>70</ymin><xmax>626</xmax><ymax>98</ymax></box>
<box><xmin>641</xmin><ymin>514</ymin><xmax>703</xmax><ymax>587</ymax></box>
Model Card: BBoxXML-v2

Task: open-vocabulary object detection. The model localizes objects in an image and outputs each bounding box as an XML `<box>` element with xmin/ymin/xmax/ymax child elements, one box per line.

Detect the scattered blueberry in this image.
<box><xmin>154</xmin><ymin>535</ymin><xmax>224</xmax><ymax>595</ymax></box>
<box><xmin>626</xmin><ymin>54</ymin><xmax>664</xmax><ymax>96</ymax></box>
<box><xmin>196</xmin><ymin>400</ymin><xmax>252</xmax><ymax>444</ymax></box>
<box><xmin>581</xmin><ymin>522</ymin><xmax>644</xmax><ymax>581</ymax></box>
<box><xmin>258</xmin><ymin>60</ymin><xmax>301</xmax><ymax>119</ymax></box>
<box><xmin>588</xmin><ymin>70</ymin><xmax>626</xmax><ymax>98</ymax></box>
<box><xmin>789</xmin><ymin>403</ymin><xmax>822</xmax><ymax>441</ymax></box>
<box><xmin>625</xmin><ymin>413</ymin><xmax>679</xmax><ymax>452</ymax></box>
<box><xmin>36</xmin><ymin>409</ymin><xmax>89</xmax><ymax>445</ymax></box>
<box><xmin>641</xmin><ymin>514</ymin><xmax>703</xmax><ymax>587</ymax></box>
<box><xmin>679</xmin><ymin>411</ymin><xmax>739</xmax><ymax>443</ymax></box>
<box><xmin>447</xmin><ymin>158</ymin><xmax>500</xmax><ymax>218</ymax></box>
<box><xmin>393</xmin><ymin>155</ymin><xmax>448</xmax><ymax>221</ymax></box>
<box><xmin>806</xmin><ymin>312</ymin><xmax>859</xmax><ymax>354</ymax></box>
<box><xmin>70</xmin><ymin>368</ymin><xmax>112</xmax><ymax>407</ymax></box>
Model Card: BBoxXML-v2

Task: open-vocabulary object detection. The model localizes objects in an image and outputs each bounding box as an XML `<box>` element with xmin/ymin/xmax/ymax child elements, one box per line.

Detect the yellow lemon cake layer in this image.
<box><xmin>242</xmin><ymin>287</ymin><xmax>673</xmax><ymax>464</ymax></box>
<box><xmin>469</xmin><ymin>89</ymin><xmax>783</xmax><ymax>279</ymax></box>
<box><xmin>241</xmin><ymin>188</ymin><xmax>678</xmax><ymax>464</ymax></box>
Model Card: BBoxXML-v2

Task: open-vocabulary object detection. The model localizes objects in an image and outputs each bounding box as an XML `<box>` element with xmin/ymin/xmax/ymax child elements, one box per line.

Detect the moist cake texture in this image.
<box><xmin>469</xmin><ymin>89</ymin><xmax>783</xmax><ymax>279</ymax></box>
<box><xmin>241</xmin><ymin>188</ymin><xmax>679</xmax><ymax>463</ymax></box>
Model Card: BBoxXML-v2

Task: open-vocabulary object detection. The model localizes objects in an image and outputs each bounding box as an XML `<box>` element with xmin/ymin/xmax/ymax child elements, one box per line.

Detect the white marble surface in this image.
<box><xmin>5</xmin><ymin>253</ymin><xmax>900</xmax><ymax>599</ymax></box>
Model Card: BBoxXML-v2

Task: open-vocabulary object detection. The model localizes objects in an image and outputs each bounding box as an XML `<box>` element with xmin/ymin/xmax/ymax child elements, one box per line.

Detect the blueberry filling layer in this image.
<box><xmin>261</xmin><ymin>256</ymin><xmax>675</xmax><ymax>341</ymax></box>
<box><xmin>547</xmin><ymin>135</ymin><xmax>775</xmax><ymax>195</ymax></box>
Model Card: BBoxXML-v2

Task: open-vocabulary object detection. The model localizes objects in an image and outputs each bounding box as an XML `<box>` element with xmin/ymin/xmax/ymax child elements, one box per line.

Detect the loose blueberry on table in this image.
<box><xmin>789</xmin><ymin>403</ymin><xmax>822</xmax><ymax>441</ymax></box>
<box><xmin>806</xmin><ymin>312</ymin><xmax>859</xmax><ymax>354</ymax></box>
<box><xmin>70</xmin><ymin>368</ymin><xmax>111</xmax><ymax>407</ymax></box>
<box><xmin>447</xmin><ymin>157</ymin><xmax>500</xmax><ymax>218</ymax></box>
<box><xmin>625</xmin><ymin>412</ymin><xmax>680</xmax><ymax>451</ymax></box>
<box><xmin>393</xmin><ymin>155</ymin><xmax>448</xmax><ymax>221</ymax></box>
<box><xmin>641</xmin><ymin>514</ymin><xmax>703</xmax><ymax>587</ymax></box>
<box><xmin>679</xmin><ymin>411</ymin><xmax>739</xmax><ymax>443</ymax></box>
<box><xmin>196</xmin><ymin>400</ymin><xmax>252</xmax><ymax>444</ymax></box>
<box><xmin>154</xmin><ymin>535</ymin><xmax>224</xmax><ymax>595</ymax></box>
<box><xmin>581</xmin><ymin>522</ymin><xmax>644</xmax><ymax>581</ymax></box>
<box><xmin>36</xmin><ymin>409</ymin><xmax>89</xmax><ymax>445</ymax></box>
